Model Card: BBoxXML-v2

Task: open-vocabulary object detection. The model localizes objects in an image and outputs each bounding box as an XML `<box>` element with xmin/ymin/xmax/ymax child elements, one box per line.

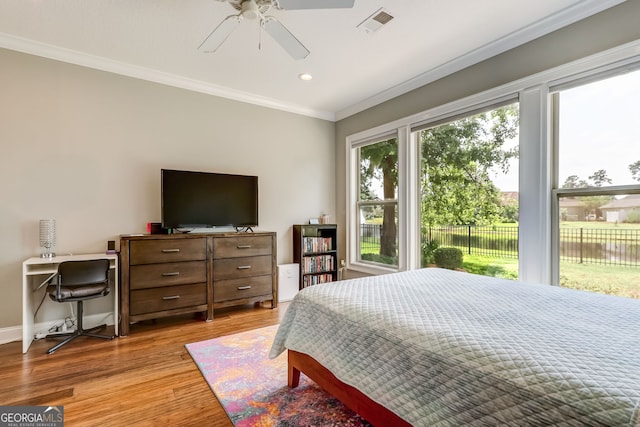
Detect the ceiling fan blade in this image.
<box><xmin>275</xmin><ymin>0</ymin><xmax>354</xmax><ymax>10</ymax></box>
<box><xmin>198</xmin><ymin>14</ymin><xmax>242</xmax><ymax>53</ymax></box>
<box><xmin>263</xmin><ymin>17</ymin><xmax>310</xmax><ymax>60</ymax></box>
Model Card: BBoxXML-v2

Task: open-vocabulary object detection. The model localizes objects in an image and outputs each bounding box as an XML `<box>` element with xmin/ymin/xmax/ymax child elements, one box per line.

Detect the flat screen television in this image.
<box><xmin>161</xmin><ymin>169</ymin><xmax>258</xmax><ymax>230</ymax></box>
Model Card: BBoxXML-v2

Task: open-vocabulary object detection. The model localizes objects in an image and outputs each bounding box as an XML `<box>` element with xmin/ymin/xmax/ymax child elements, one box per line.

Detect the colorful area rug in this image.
<box><xmin>185</xmin><ymin>325</ymin><xmax>370</xmax><ymax>426</ymax></box>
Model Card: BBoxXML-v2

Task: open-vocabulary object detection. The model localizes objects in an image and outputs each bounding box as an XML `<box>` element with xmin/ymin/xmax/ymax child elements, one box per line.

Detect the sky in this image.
<box><xmin>492</xmin><ymin>69</ymin><xmax>640</xmax><ymax>191</ymax></box>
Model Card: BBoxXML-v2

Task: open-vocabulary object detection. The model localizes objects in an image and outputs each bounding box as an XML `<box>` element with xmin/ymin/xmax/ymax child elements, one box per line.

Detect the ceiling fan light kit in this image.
<box><xmin>200</xmin><ymin>0</ymin><xmax>355</xmax><ymax>59</ymax></box>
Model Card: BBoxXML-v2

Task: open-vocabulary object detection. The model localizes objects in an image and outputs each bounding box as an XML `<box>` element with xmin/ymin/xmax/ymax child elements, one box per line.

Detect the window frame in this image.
<box><xmin>357</xmin><ymin>135</ymin><xmax>400</xmax><ymax>269</ymax></box>
<box><xmin>347</xmin><ymin>130</ymin><xmax>406</xmax><ymax>275</ymax></box>
<box><xmin>549</xmin><ymin>81</ymin><xmax>640</xmax><ymax>284</ymax></box>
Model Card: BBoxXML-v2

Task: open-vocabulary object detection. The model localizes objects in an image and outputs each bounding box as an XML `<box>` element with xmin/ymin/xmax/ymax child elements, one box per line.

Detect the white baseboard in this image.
<box><xmin>0</xmin><ymin>311</ymin><xmax>115</xmax><ymax>346</ymax></box>
<box><xmin>0</xmin><ymin>326</ymin><xmax>22</xmax><ymax>345</ymax></box>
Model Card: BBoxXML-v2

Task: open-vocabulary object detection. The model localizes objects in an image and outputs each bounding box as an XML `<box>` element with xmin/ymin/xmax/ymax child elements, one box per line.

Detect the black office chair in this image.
<box><xmin>45</xmin><ymin>259</ymin><xmax>115</xmax><ymax>354</ymax></box>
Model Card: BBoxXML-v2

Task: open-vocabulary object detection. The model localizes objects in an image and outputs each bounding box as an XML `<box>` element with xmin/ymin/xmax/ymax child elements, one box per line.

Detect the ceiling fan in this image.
<box><xmin>199</xmin><ymin>0</ymin><xmax>355</xmax><ymax>60</ymax></box>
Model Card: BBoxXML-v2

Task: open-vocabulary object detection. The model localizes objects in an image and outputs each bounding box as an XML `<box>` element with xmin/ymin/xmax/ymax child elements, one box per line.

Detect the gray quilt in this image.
<box><xmin>269</xmin><ymin>268</ymin><xmax>640</xmax><ymax>426</ymax></box>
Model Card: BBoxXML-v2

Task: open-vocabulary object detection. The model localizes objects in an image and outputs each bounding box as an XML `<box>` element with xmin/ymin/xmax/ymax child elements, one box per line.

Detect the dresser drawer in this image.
<box><xmin>130</xmin><ymin>283</ymin><xmax>206</xmax><ymax>315</ymax></box>
<box><xmin>213</xmin><ymin>255</ymin><xmax>272</xmax><ymax>281</ymax></box>
<box><xmin>129</xmin><ymin>261</ymin><xmax>206</xmax><ymax>290</ymax></box>
<box><xmin>214</xmin><ymin>275</ymin><xmax>272</xmax><ymax>302</ymax></box>
<box><xmin>129</xmin><ymin>238</ymin><xmax>207</xmax><ymax>265</ymax></box>
<box><xmin>213</xmin><ymin>235</ymin><xmax>272</xmax><ymax>259</ymax></box>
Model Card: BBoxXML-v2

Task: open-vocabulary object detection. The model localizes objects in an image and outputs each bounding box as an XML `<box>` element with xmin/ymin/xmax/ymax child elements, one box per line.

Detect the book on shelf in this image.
<box><xmin>302</xmin><ymin>254</ymin><xmax>335</xmax><ymax>274</ymax></box>
<box><xmin>302</xmin><ymin>236</ymin><xmax>333</xmax><ymax>254</ymax></box>
<box><xmin>302</xmin><ymin>273</ymin><xmax>334</xmax><ymax>288</ymax></box>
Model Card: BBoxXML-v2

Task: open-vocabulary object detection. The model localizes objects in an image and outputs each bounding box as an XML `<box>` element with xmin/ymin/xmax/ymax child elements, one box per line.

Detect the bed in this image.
<box><xmin>269</xmin><ymin>268</ymin><xmax>640</xmax><ymax>426</ymax></box>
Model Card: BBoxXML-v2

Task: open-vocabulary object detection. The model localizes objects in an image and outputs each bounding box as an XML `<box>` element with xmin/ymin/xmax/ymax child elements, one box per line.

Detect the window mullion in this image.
<box><xmin>519</xmin><ymin>85</ymin><xmax>553</xmax><ymax>285</ymax></box>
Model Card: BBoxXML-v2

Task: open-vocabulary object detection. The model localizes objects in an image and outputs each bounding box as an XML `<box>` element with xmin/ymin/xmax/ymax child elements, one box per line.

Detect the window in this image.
<box><xmin>416</xmin><ymin>103</ymin><xmax>520</xmax><ymax>277</ymax></box>
<box><xmin>556</xmin><ymin>70</ymin><xmax>640</xmax><ymax>189</ymax></box>
<box><xmin>346</xmin><ymin>40</ymin><xmax>640</xmax><ymax>285</ymax></box>
<box><xmin>356</xmin><ymin>137</ymin><xmax>399</xmax><ymax>268</ymax></box>
<box><xmin>552</xmin><ymin>68</ymin><xmax>640</xmax><ymax>299</ymax></box>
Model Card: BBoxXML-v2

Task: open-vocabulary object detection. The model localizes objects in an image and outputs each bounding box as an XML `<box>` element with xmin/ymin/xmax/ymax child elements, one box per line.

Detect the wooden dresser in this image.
<box><xmin>119</xmin><ymin>231</ymin><xmax>277</xmax><ymax>336</ymax></box>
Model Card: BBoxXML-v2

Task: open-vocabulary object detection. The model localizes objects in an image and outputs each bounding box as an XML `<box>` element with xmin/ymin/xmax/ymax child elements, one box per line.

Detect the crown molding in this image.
<box><xmin>334</xmin><ymin>0</ymin><xmax>627</xmax><ymax>121</ymax></box>
<box><xmin>0</xmin><ymin>32</ymin><xmax>336</xmax><ymax>122</ymax></box>
<box><xmin>0</xmin><ymin>0</ymin><xmax>624</xmax><ymax>123</ymax></box>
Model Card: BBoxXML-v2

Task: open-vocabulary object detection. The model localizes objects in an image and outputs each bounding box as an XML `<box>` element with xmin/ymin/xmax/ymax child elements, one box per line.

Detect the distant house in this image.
<box><xmin>559</xmin><ymin>198</ymin><xmax>587</xmax><ymax>221</ymax></box>
<box><xmin>500</xmin><ymin>192</ymin><xmax>519</xmax><ymax>221</ymax></box>
<box><xmin>599</xmin><ymin>194</ymin><xmax>640</xmax><ymax>223</ymax></box>
<box><xmin>500</xmin><ymin>191</ymin><xmax>519</xmax><ymax>206</ymax></box>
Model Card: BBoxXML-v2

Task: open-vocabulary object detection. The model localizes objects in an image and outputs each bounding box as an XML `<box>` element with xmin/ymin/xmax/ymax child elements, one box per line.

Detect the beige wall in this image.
<box><xmin>334</xmin><ymin>0</ymin><xmax>640</xmax><ymax>266</ymax></box>
<box><xmin>0</xmin><ymin>48</ymin><xmax>335</xmax><ymax>331</ymax></box>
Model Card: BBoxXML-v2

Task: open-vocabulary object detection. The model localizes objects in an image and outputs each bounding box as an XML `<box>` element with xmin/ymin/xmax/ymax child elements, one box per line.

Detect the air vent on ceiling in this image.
<box><xmin>357</xmin><ymin>7</ymin><xmax>394</xmax><ymax>33</ymax></box>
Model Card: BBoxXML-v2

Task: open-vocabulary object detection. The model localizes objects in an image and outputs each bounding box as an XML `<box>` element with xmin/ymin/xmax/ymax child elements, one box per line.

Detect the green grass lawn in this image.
<box><xmin>559</xmin><ymin>262</ymin><xmax>640</xmax><ymax>299</ymax></box>
<box><xmin>462</xmin><ymin>254</ymin><xmax>640</xmax><ymax>299</ymax></box>
<box><xmin>560</xmin><ymin>220</ymin><xmax>640</xmax><ymax>230</ymax></box>
<box><xmin>462</xmin><ymin>254</ymin><xmax>518</xmax><ymax>279</ymax></box>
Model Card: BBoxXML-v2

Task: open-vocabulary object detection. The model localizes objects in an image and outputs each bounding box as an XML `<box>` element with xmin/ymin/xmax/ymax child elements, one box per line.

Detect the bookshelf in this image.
<box><xmin>293</xmin><ymin>224</ymin><xmax>338</xmax><ymax>289</ymax></box>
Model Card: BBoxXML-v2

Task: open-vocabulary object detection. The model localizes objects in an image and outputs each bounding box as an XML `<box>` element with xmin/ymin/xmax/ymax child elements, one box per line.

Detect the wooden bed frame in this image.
<box><xmin>288</xmin><ymin>350</ymin><xmax>412</xmax><ymax>426</ymax></box>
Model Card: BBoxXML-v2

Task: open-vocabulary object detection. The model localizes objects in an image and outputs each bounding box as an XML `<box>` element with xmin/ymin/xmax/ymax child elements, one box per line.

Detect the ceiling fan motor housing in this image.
<box><xmin>241</xmin><ymin>0</ymin><xmax>261</xmax><ymax>19</ymax></box>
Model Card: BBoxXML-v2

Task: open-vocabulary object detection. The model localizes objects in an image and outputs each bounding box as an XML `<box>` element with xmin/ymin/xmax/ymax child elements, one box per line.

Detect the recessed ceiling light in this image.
<box><xmin>298</xmin><ymin>73</ymin><xmax>313</xmax><ymax>81</ymax></box>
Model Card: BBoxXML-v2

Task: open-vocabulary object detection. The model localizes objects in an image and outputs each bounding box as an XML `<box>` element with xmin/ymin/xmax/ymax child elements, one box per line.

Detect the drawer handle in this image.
<box><xmin>162</xmin><ymin>295</ymin><xmax>180</xmax><ymax>300</ymax></box>
<box><xmin>161</xmin><ymin>248</ymin><xmax>180</xmax><ymax>253</ymax></box>
<box><xmin>237</xmin><ymin>265</ymin><xmax>252</xmax><ymax>270</ymax></box>
<box><xmin>162</xmin><ymin>272</ymin><xmax>180</xmax><ymax>276</ymax></box>
<box><xmin>237</xmin><ymin>245</ymin><xmax>252</xmax><ymax>249</ymax></box>
<box><xmin>237</xmin><ymin>286</ymin><xmax>252</xmax><ymax>290</ymax></box>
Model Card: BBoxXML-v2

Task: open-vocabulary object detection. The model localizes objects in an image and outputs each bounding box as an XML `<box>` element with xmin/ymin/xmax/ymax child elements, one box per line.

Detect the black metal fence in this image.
<box><xmin>427</xmin><ymin>225</ymin><xmax>519</xmax><ymax>259</ymax></box>
<box><xmin>360</xmin><ymin>224</ymin><xmax>640</xmax><ymax>267</ymax></box>
<box><xmin>361</xmin><ymin>223</ymin><xmax>383</xmax><ymax>255</ymax></box>
<box><xmin>559</xmin><ymin>227</ymin><xmax>640</xmax><ymax>267</ymax></box>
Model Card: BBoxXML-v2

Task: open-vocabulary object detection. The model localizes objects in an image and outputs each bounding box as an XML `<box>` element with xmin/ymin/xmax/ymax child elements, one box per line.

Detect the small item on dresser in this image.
<box><xmin>106</xmin><ymin>240</ymin><xmax>116</xmax><ymax>254</ymax></box>
<box><xmin>147</xmin><ymin>222</ymin><xmax>169</xmax><ymax>234</ymax></box>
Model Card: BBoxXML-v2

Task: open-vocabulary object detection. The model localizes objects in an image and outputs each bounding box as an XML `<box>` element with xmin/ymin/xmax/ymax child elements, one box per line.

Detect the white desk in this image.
<box><xmin>22</xmin><ymin>253</ymin><xmax>118</xmax><ymax>353</ymax></box>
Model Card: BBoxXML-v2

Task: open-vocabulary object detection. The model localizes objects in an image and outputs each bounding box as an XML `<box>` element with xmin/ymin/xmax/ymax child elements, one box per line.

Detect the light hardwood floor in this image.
<box><xmin>0</xmin><ymin>303</ymin><xmax>287</xmax><ymax>426</ymax></box>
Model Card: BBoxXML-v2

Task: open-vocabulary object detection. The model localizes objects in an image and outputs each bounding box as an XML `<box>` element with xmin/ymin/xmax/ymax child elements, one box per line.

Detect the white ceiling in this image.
<box><xmin>0</xmin><ymin>0</ymin><xmax>624</xmax><ymax>121</ymax></box>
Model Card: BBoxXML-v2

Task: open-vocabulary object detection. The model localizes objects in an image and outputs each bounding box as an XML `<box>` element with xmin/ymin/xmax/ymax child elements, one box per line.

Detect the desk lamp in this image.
<box><xmin>39</xmin><ymin>219</ymin><xmax>56</xmax><ymax>258</ymax></box>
